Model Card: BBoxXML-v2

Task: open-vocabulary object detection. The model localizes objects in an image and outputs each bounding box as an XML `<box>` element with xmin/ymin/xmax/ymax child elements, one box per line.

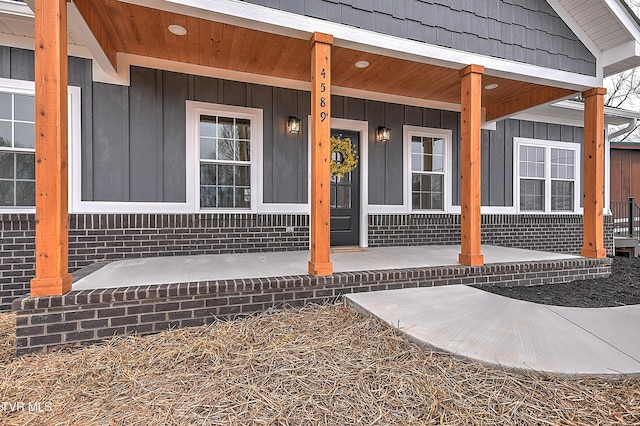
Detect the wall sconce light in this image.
<box><xmin>378</xmin><ymin>126</ymin><xmax>391</xmax><ymax>142</ymax></box>
<box><xmin>288</xmin><ymin>116</ymin><xmax>301</xmax><ymax>134</ymax></box>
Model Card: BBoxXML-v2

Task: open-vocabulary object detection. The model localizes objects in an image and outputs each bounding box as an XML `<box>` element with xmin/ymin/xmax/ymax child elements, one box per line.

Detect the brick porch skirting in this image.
<box><xmin>1</xmin><ymin>213</ymin><xmax>614</xmax><ymax>311</ymax></box>
<box><xmin>12</xmin><ymin>257</ymin><xmax>611</xmax><ymax>355</ymax></box>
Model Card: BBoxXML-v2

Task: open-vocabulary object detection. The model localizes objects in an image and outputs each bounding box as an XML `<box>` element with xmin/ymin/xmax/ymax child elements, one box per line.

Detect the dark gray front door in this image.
<box><xmin>330</xmin><ymin>130</ymin><xmax>360</xmax><ymax>246</ymax></box>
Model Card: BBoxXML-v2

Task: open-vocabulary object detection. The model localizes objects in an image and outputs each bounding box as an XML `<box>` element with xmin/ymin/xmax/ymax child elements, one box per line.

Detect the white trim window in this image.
<box><xmin>0</xmin><ymin>89</ymin><xmax>35</xmax><ymax>208</ymax></box>
<box><xmin>515</xmin><ymin>137</ymin><xmax>580</xmax><ymax>213</ymax></box>
<box><xmin>188</xmin><ymin>101</ymin><xmax>261</xmax><ymax>212</ymax></box>
<box><xmin>404</xmin><ymin>126</ymin><xmax>452</xmax><ymax>212</ymax></box>
<box><xmin>0</xmin><ymin>78</ymin><xmax>82</xmax><ymax>214</ymax></box>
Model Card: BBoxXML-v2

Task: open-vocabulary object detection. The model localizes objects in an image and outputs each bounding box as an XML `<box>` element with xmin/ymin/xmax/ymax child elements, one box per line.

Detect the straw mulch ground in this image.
<box><xmin>1</xmin><ymin>305</ymin><xmax>639</xmax><ymax>425</ymax></box>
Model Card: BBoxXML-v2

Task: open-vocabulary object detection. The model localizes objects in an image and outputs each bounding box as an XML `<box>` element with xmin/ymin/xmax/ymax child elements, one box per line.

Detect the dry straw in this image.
<box><xmin>0</xmin><ymin>305</ymin><xmax>639</xmax><ymax>425</ymax></box>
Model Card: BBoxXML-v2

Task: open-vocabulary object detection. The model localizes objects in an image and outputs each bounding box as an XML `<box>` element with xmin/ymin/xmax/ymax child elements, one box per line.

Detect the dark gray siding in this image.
<box><xmin>481</xmin><ymin>119</ymin><xmax>584</xmax><ymax>207</ymax></box>
<box><xmin>240</xmin><ymin>0</ymin><xmax>596</xmax><ymax>76</ymax></box>
<box><xmin>331</xmin><ymin>97</ymin><xmax>460</xmax><ymax>206</ymax></box>
<box><xmin>0</xmin><ymin>46</ymin><xmax>33</xmax><ymax>80</ymax></box>
<box><xmin>86</xmin><ymin>66</ymin><xmax>464</xmax><ymax>206</ymax></box>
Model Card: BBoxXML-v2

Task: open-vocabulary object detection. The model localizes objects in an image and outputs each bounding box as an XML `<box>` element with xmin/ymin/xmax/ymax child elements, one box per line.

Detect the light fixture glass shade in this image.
<box><xmin>288</xmin><ymin>116</ymin><xmax>301</xmax><ymax>134</ymax></box>
<box><xmin>378</xmin><ymin>126</ymin><xmax>391</xmax><ymax>142</ymax></box>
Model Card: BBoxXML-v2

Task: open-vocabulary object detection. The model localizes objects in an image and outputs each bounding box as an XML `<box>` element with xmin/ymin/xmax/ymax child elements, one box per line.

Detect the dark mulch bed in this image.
<box><xmin>475</xmin><ymin>256</ymin><xmax>640</xmax><ymax>308</ymax></box>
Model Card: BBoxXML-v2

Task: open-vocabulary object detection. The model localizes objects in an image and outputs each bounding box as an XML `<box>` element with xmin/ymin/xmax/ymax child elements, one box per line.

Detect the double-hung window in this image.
<box><xmin>405</xmin><ymin>127</ymin><xmax>451</xmax><ymax>212</ymax></box>
<box><xmin>0</xmin><ymin>90</ymin><xmax>35</xmax><ymax>208</ymax></box>
<box><xmin>190</xmin><ymin>102</ymin><xmax>261</xmax><ymax>211</ymax></box>
<box><xmin>516</xmin><ymin>138</ymin><xmax>579</xmax><ymax>213</ymax></box>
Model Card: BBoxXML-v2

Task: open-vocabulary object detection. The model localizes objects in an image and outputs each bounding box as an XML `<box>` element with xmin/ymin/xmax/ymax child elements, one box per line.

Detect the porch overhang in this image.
<box><xmin>63</xmin><ymin>0</ymin><xmax>589</xmax><ymax>120</ymax></box>
<box><xmin>28</xmin><ymin>0</ymin><xmax>612</xmax><ymax>295</ymax></box>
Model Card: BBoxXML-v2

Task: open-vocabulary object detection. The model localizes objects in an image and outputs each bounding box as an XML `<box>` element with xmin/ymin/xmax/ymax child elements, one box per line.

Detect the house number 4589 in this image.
<box><xmin>320</xmin><ymin>68</ymin><xmax>327</xmax><ymax>122</ymax></box>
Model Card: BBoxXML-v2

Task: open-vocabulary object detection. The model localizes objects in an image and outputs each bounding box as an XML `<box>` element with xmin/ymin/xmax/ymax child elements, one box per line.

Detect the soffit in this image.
<box><xmin>71</xmin><ymin>0</ymin><xmax>575</xmax><ymax>115</ymax></box>
<box><xmin>557</xmin><ymin>0</ymin><xmax>633</xmax><ymax>52</ymax></box>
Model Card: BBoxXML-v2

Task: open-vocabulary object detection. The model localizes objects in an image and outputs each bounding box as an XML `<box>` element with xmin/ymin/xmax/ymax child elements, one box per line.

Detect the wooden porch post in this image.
<box><xmin>30</xmin><ymin>0</ymin><xmax>72</xmax><ymax>296</ymax></box>
<box><xmin>581</xmin><ymin>87</ymin><xmax>607</xmax><ymax>259</ymax></box>
<box><xmin>458</xmin><ymin>65</ymin><xmax>485</xmax><ymax>266</ymax></box>
<box><xmin>308</xmin><ymin>32</ymin><xmax>333</xmax><ymax>276</ymax></box>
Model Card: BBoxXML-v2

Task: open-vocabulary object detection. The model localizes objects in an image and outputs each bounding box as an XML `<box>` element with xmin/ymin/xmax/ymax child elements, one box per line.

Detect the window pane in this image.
<box><xmin>218</xmin><ymin>186</ymin><xmax>233</xmax><ymax>207</ymax></box>
<box><xmin>217</xmin><ymin>139</ymin><xmax>235</xmax><ymax>161</ymax></box>
<box><xmin>237</xmin><ymin>141</ymin><xmax>250</xmax><ymax>161</ymax></box>
<box><xmin>14</xmin><ymin>122</ymin><xmax>34</xmax><ymax>149</ymax></box>
<box><xmin>433</xmin><ymin>138</ymin><xmax>444</xmax><ymax>155</ymax></box>
<box><xmin>431</xmin><ymin>174</ymin><xmax>443</xmax><ymax>192</ymax></box>
<box><xmin>520</xmin><ymin>145</ymin><xmax>545</xmax><ymax>178</ymax></box>
<box><xmin>432</xmin><ymin>155</ymin><xmax>444</xmax><ymax>173</ymax></box>
<box><xmin>411</xmin><ymin>175</ymin><xmax>420</xmax><ymax>191</ymax></box>
<box><xmin>200</xmin><ymin>186</ymin><xmax>216</xmax><ymax>208</ymax></box>
<box><xmin>551</xmin><ymin>148</ymin><xmax>575</xmax><ymax>181</ymax></box>
<box><xmin>235</xmin><ymin>165</ymin><xmax>250</xmax><ymax>186</ymax></box>
<box><xmin>552</xmin><ymin>180</ymin><xmax>574</xmax><ymax>211</ymax></box>
<box><xmin>200</xmin><ymin>164</ymin><xmax>217</xmax><ymax>185</ymax></box>
<box><xmin>411</xmin><ymin>192</ymin><xmax>420</xmax><ymax>210</ymax></box>
<box><xmin>411</xmin><ymin>137</ymin><xmax>422</xmax><ymax>153</ymax></box>
<box><xmin>218</xmin><ymin>117</ymin><xmax>234</xmax><ymax>138</ymax></box>
<box><xmin>200</xmin><ymin>116</ymin><xmax>217</xmax><ymax>137</ymax></box>
<box><xmin>421</xmin><ymin>174</ymin><xmax>431</xmax><ymax>193</ymax></box>
<box><xmin>335</xmin><ymin>185</ymin><xmax>350</xmax><ymax>208</ymax></box>
<box><xmin>0</xmin><ymin>93</ymin><xmax>11</xmax><ymax>120</ymax></box>
<box><xmin>0</xmin><ymin>152</ymin><xmax>13</xmax><ymax>179</ymax></box>
<box><xmin>0</xmin><ymin>121</ymin><xmax>12</xmax><ymax>147</ymax></box>
<box><xmin>411</xmin><ymin>153</ymin><xmax>422</xmax><ymax>171</ymax></box>
<box><xmin>236</xmin><ymin>119</ymin><xmax>250</xmax><ymax>140</ymax></box>
<box><xmin>432</xmin><ymin>192</ymin><xmax>443</xmax><ymax>210</ymax></box>
<box><xmin>14</xmin><ymin>95</ymin><xmax>34</xmax><ymax>122</ymax></box>
<box><xmin>421</xmin><ymin>192</ymin><xmax>431</xmax><ymax>210</ymax></box>
<box><xmin>218</xmin><ymin>164</ymin><xmax>234</xmax><ymax>186</ymax></box>
<box><xmin>520</xmin><ymin>179</ymin><xmax>544</xmax><ymax>211</ymax></box>
<box><xmin>200</xmin><ymin>137</ymin><xmax>216</xmax><ymax>160</ymax></box>
<box><xmin>235</xmin><ymin>188</ymin><xmax>251</xmax><ymax>208</ymax></box>
<box><xmin>15</xmin><ymin>153</ymin><xmax>34</xmax><ymax>179</ymax></box>
<box><xmin>15</xmin><ymin>180</ymin><xmax>34</xmax><ymax>206</ymax></box>
<box><xmin>0</xmin><ymin>180</ymin><xmax>14</xmax><ymax>206</ymax></box>
<box><xmin>422</xmin><ymin>154</ymin><xmax>433</xmax><ymax>171</ymax></box>
<box><xmin>330</xmin><ymin>185</ymin><xmax>336</xmax><ymax>208</ymax></box>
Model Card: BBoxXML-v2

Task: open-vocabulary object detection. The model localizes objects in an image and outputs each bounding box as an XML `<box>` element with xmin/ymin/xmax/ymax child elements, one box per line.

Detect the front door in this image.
<box><xmin>330</xmin><ymin>130</ymin><xmax>360</xmax><ymax>246</ymax></box>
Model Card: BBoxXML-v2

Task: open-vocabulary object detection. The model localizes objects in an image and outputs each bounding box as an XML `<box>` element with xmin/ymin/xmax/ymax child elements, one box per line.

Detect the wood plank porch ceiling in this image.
<box><xmin>74</xmin><ymin>0</ymin><xmax>575</xmax><ymax>119</ymax></box>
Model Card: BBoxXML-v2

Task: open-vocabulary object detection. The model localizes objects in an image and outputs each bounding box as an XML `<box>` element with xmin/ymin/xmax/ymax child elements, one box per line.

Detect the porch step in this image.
<box><xmin>614</xmin><ymin>237</ymin><xmax>640</xmax><ymax>257</ymax></box>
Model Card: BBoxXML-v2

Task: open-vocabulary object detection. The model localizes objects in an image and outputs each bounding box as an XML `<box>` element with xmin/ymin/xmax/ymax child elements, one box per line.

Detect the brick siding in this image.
<box><xmin>369</xmin><ymin>213</ymin><xmax>615</xmax><ymax>255</ymax></box>
<box><xmin>1</xmin><ymin>212</ymin><xmax>615</xmax><ymax>311</ymax></box>
<box><xmin>13</xmin><ymin>257</ymin><xmax>611</xmax><ymax>355</ymax></box>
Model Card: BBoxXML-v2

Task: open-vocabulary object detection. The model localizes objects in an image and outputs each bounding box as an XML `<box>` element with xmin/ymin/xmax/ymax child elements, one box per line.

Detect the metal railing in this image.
<box><xmin>612</xmin><ymin>197</ymin><xmax>640</xmax><ymax>238</ymax></box>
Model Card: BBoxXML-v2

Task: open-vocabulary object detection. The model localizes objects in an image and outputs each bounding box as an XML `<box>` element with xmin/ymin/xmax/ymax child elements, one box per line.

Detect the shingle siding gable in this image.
<box><xmin>241</xmin><ymin>0</ymin><xmax>596</xmax><ymax>76</ymax></box>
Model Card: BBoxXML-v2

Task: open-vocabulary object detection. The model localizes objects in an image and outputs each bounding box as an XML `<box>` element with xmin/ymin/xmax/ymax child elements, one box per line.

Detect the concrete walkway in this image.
<box><xmin>346</xmin><ymin>286</ymin><xmax>640</xmax><ymax>377</ymax></box>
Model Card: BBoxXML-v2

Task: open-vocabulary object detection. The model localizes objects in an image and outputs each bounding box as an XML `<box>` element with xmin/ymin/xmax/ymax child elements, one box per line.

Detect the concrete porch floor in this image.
<box><xmin>72</xmin><ymin>245</ymin><xmax>579</xmax><ymax>290</ymax></box>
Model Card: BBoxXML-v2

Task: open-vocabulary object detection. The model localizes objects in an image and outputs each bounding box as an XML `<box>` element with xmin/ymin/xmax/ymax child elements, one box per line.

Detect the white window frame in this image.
<box><xmin>514</xmin><ymin>137</ymin><xmax>582</xmax><ymax>214</ymax></box>
<box><xmin>0</xmin><ymin>78</ymin><xmax>81</xmax><ymax>214</ymax></box>
<box><xmin>403</xmin><ymin>125</ymin><xmax>453</xmax><ymax>214</ymax></box>
<box><xmin>187</xmin><ymin>101</ymin><xmax>261</xmax><ymax>213</ymax></box>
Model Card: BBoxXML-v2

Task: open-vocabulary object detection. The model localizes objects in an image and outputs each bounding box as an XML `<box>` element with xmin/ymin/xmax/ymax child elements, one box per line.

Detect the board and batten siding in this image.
<box><xmin>480</xmin><ymin>119</ymin><xmax>584</xmax><ymax>208</ymax></box>
<box><xmin>239</xmin><ymin>0</ymin><xmax>596</xmax><ymax>76</ymax></box>
<box><xmin>0</xmin><ymin>47</ymin><xmax>586</xmax><ymax>209</ymax></box>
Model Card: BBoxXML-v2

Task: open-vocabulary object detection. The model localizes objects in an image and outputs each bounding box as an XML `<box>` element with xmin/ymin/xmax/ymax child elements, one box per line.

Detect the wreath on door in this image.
<box><xmin>330</xmin><ymin>135</ymin><xmax>359</xmax><ymax>178</ymax></box>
